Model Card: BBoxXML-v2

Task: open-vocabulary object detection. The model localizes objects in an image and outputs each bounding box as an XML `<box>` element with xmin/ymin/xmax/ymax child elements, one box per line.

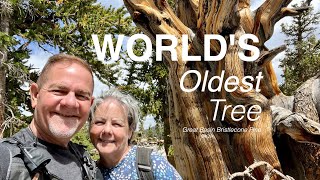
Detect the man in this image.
<box><xmin>0</xmin><ymin>54</ymin><xmax>101</xmax><ymax>180</ymax></box>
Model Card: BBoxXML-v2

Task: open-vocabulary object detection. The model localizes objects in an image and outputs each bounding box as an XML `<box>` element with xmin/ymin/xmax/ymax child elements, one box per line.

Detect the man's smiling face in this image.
<box><xmin>30</xmin><ymin>61</ymin><xmax>94</xmax><ymax>141</ymax></box>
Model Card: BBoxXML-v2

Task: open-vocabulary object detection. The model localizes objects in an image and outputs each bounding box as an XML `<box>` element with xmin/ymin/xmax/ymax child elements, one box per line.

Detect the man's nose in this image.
<box><xmin>60</xmin><ymin>92</ymin><xmax>79</xmax><ymax>108</ymax></box>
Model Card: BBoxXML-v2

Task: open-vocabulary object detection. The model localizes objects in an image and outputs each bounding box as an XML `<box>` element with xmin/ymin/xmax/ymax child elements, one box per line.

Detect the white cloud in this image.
<box><xmin>143</xmin><ymin>115</ymin><xmax>156</xmax><ymax>129</ymax></box>
<box><xmin>26</xmin><ymin>50</ymin><xmax>53</xmax><ymax>72</ymax></box>
<box><xmin>250</xmin><ymin>0</ymin><xmax>264</xmax><ymax>10</ymax></box>
<box><xmin>93</xmin><ymin>76</ymin><xmax>109</xmax><ymax>97</ymax></box>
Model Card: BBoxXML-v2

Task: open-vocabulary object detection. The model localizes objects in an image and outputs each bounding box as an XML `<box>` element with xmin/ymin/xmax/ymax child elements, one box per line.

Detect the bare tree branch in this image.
<box><xmin>2</xmin><ymin>59</ymin><xmax>29</xmax><ymax>82</ymax></box>
<box><xmin>280</xmin><ymin>6</ymin><xmax>310</xmax><ymax>17</ymax></box>
<box><xmin>229</xmin><ymin>161</ymin><xmax>294</xmax><ymax>180</ymax></box>
<box><xmin>1</xmin><ymin>103</ymin><xmax>25</xmax><ymax>137</ymax></box>
<box><xmin>255</xmin><ymin>45</ymin><xmax>286</xmax><ymax>72</ymax></box>
<box><xmin>272</xmin><ymin>106</ymin><xmax>320</xmax><ymax>145</ymax></box>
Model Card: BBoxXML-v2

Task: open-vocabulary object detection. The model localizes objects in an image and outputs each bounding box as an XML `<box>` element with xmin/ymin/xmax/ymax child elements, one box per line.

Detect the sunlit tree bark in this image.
<box><xmin>122</xmin><ymin>0</ymin><xmax>320</xmax><ymax>179</ymax></box>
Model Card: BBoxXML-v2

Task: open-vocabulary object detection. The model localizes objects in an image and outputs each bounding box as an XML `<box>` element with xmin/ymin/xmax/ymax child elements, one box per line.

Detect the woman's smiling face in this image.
<box><xmin>90</xmin><ymin>98</ymin><xmax>132</xmax><ymax>167</ymax></box>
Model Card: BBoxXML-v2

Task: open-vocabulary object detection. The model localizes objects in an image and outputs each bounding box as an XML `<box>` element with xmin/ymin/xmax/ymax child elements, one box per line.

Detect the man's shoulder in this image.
<box><xmin>0</xmin><ymin>134</ymin><xmax>28</xmax><ymax>180</ymax></box>
<box><xmin>0</xmin><ymin>128</ymin><xmax>33</xmax><ymax>145</ymax></box>
<box><xmin>0</xmin><ymin>138</ymin><xmax>19</xmax><ymax>154</ymax></box>
<box><xmin>0</xmin><ymin>128</ymin><xmax>33</xmax><ymax>153</ymax></box>
<box><xmin>11</xmin><ymin>128</ymin><xmax>34</xmax><ymax>142</ymax></box>
<box><xmin>0</xmin><ymin>130</ymin><xmax>28</xmax><ymax>155</ymax></box>
<box><xmin>0</xmin><ymin>140</ymin><xmax>34</xmax><ymax>180</ymax></box>
<box><xmin>0</xmin><ymin>142</ymin><xmax>11</xmax><ymax>180</ymax></box>
<box><xmin>0</xmin><ymin>141</ymin><xmax>12</xmax><ymax>163</ymax></box>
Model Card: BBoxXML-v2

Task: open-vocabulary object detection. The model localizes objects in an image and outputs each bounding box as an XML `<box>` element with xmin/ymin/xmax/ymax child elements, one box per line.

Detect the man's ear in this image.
<box><xmin>30</xmin><ymin>83</ymin><xmax>39</xmax><ymax>108</ymax></box>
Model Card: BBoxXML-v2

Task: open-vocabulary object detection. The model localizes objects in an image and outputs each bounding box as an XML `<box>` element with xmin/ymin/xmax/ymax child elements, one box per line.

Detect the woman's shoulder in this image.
<box><xmin>145</xmin><ymin>147</ymin><xmax>183</xmax><ymax>180</ymax></box>
<box><xmin>149</xmin><ymin>148</ymin><xmax>166</xmax><ymax>162</ymax></box>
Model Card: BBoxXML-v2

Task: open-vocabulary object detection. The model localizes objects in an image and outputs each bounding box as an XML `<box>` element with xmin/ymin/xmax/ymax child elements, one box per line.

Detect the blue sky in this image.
<box><xmin>98</xmin><ymin>0</ymin><xmax>123</xmax><ymax>8</ymax></box>
<box><xmin>25</xmin><ymin>0</ymin><xmax>320</xmax><ymax>128</ymax></box>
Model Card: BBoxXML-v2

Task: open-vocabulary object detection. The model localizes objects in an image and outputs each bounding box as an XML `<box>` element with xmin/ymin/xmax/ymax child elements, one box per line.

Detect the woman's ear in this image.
<box><xmin>129</xmin><ymin>129</ymin><xmax>133</xmax><ymax>140</ymax></box>
<box><xmin>30</xmin><ymin>83</ymin><xmax>39</xmax><ymax>108</ymax></box>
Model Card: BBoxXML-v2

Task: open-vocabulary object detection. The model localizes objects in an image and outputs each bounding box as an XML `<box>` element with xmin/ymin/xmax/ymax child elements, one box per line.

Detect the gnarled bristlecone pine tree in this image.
<box><xmin>122</xmin><ymin>0</ymin><xmax>320</xmax><ymax>179</ymax></box>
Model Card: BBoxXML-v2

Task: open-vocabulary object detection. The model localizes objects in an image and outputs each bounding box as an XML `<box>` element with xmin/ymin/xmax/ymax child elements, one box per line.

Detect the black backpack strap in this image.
<box><xmin>12</xmin><ymin>137</ymin><xmax>51</xmax><ymax>174</ymax></box>
<box><xmin>69</xmin><ymin>142</ymin><xmax>103</xmax><ymax>180</ymax></box>
<box><xmin>136</xmin><ymin>147</ymin><xmax>154</xmax><ymax>180</ymax></box>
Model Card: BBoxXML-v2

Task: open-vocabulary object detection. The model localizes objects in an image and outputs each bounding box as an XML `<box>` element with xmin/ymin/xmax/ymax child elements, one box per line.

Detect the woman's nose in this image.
<box><xmin>102</xmin><ymin>123</ymin><xmax>113</xmax><ymax>134</ymax></box>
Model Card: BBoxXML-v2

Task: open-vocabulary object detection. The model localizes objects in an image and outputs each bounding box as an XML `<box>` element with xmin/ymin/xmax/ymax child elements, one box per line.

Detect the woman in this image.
<box><xmin>89</xmin><ymin>89</ymin><xmax>182</xmax><ymax>180</ymax></box>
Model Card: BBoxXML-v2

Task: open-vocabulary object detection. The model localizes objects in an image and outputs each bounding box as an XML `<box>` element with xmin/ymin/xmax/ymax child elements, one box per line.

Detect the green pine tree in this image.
<box><xmin>0</xmin><ymin>0</ymin><xmax>137</xmax><ymax>137</ymax></box>
<box><xmin>280</xmin><ymin>0</ymin><xmax>320</xmax><ymax>95</ymax></box>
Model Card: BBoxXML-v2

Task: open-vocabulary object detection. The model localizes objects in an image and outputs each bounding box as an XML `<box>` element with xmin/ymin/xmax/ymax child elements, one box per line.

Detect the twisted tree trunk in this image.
<box><xmin>122</xmin><ymin>0</ymin><xmax>320</xmax><ymax>179</ymax></box>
